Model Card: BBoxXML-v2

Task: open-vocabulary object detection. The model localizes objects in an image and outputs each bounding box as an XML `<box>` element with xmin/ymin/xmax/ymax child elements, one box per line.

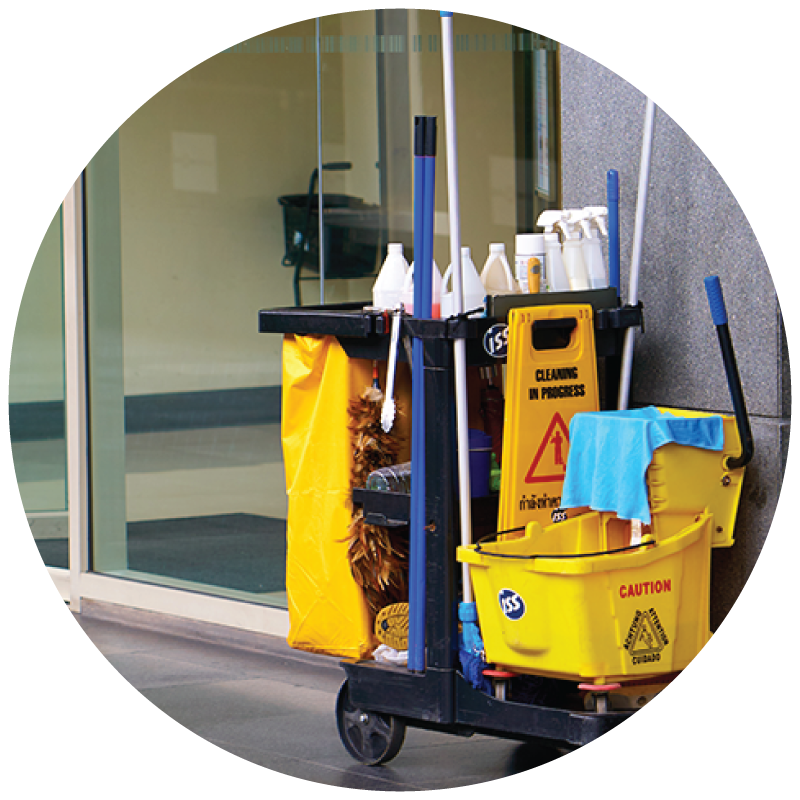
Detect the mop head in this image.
<box><xmin>458</xmin><ymin>602</ymin><xmax>492</xmax><ymax>694</ymax></box>
<box><xmin>343</xmin><ymin>380</ymin><xmax>407</xmax><ymax>618</ymax></box>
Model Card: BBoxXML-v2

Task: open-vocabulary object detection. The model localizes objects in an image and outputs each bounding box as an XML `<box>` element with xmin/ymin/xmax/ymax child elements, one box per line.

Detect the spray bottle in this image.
<box><xmin>536</xmin><ymin>210</ymin><xmax>570</xmax><ymax>292</ymax></box>
<box><xmin>514</xmin><ymin>233</ymin><xmax>545</xmax><ymax>293</ymax></box>
<box><xmin>557</xmin><ymin>211</ymin><xmax>591</xmax><ymax>291</ymax></box>
<box><xmin>442</xmin><ymin>246</ymin><xmax>486</xmax><ymax>317</ymax></box>
<box><xmin>578</xmin><ymin>206</ymin><xmax>609</xmax><ymax>290</ymax></box>
<box><xmin>480</xmin><ymin>243</ymin><xmax>518</xmax><ymax>295</ymax></box>
<box><xmin>372</xmin><ymin>243</ymin><xmax>409</xmax><ymax>310</ymax></box>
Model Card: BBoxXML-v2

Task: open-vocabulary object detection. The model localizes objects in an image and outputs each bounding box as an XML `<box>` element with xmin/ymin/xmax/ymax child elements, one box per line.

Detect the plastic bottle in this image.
<box><xmin>366</xmin><ymin>462</ymin><xmax>412</xmax><ymax>493</ymax></box>
<box><xmin>578</xmin><ymin>206</ymin><xmax>609</xmax><ymax>289</ymax></box>
<box><xmin>372</xmin><ymin>243</ymin><xmax>409</xmax><ymax>310</ymax></box>
<box><xmin>489</xmin><ymin>452</ymin><xmax>501</xmax><ymax>493</ymax></box>
<box><xmin>403</xmin><ymin>260</ymin><xmax>441</xmax><ymax>318</ymax></box>
<box><xmin>514</xmin><ymin>234</ymin><xmax>545</xmax><ymax>293</ymax></box>
<box><xmin>441</xmin><ymin>246</ymin><xmax>486</xmax><ymax>317</ymax></box>
<box><xmin>536</xmin><ymin>210</ymin><xmax>571</xmax><ymax>292</ymax></box>
<box><xmin>557</xmin><ymin>212</ymin><xmax>591</xmax><ymax>291</ymax></box>
<box><xmin>480</xmin><ymin>243</ymin><xmax>518</xmax><ymax>295</ymax></box>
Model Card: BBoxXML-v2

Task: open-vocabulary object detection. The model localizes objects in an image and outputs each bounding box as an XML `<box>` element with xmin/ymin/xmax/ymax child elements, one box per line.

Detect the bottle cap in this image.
<box><xmin>388</xmin><ymin>243</ymin><xmax>403</xmax><ymax>255</ymax></box>
<box><xmin>489</xmin><ymin>243</ymin><xmax>505</xmax><ymax>253</ymax></box>
<box><xmin>515</xmin><ymin>233</ymin><xmax>545</xmax><ymax>253</ymax></box>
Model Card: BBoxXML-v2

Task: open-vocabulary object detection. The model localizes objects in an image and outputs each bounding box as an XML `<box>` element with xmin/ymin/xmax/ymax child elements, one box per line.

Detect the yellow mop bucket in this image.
<box><xmin>457</xmin><ymin>408</ymin><xmax>745</xmax><ymax>684</ymax></box>
<box><xmin>458</xmin><ymin>510</ymin><xmax>713</xmax><ymax>684</ymax></box>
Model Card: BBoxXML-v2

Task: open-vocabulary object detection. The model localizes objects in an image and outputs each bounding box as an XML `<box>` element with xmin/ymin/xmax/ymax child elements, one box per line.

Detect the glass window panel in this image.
<box><xmin>84</xmin><ymin>10</ymin><xmax>560</xmax><ymax>608</ymax></box>
<box><xmin>9</xmin><ymin>208</ymin><xmax>69</xmax><ymax>568</ymax></box>
<box><xmin>86</xmin><ymin>18</ymin><xmax>317</xmax><ymax>607</ymax></box>
<box><xmin>315</xmin><ymin>10</ymin><xmax>560</xmax><ymax>304</ymax></box>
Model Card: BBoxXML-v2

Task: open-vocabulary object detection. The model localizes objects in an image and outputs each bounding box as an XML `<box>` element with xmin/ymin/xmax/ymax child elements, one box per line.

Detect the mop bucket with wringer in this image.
<box><xmin>456</xmin><ymin>407</ymin><xmax>746</xmax><ymax>686</ymax></box>
<box><xmin>457</xmin><ymin>276</ymin><xmax>752</xmax><ymax>693</ymax></box>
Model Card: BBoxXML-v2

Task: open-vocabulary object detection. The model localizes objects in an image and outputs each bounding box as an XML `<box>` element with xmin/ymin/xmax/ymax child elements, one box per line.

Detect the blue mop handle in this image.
<box><xmin>607</xmin><ymin>169</ymin><xmax>620</xmax><ymax>295</ymax></box>
<box><xmin>704</xmin><ymin>275</ymin><xmax>753</xmax><ymax>470</ymax></box>
<box><xmin>413</xmin><ymin>116</ymin><xmax>437</xmax><ymax>319</ymax></box>
<box><xmin>408</xmin><ymin>116</ymin><xmax>437</xmax><ymax>674</ymax></box>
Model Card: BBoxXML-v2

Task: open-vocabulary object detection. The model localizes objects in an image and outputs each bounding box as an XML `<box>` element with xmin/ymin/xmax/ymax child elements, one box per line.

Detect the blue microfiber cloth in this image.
<box><xmin>561</xmin><ymin>406</ymin><xmax>724</xmax><ymax>523</ymax></box>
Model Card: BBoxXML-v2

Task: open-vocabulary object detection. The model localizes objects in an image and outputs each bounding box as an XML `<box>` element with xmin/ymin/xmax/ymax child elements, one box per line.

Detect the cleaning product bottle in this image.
<box><xmin>403</xmin><ymin>260</ymin><xmax>442</xmax><ymax>318</ymax></box>
<box><xmin>442</xmin><ymin>246</ymin><xmax>486</xmax><ymax>317</ymax></box>
<box><xmin>489</xmin><ymin>452</ymin><xmax>501</xmax><ymax>494</ymax></box>
<box><xmin>372</xmin><ymin>243</ymin><xmax>409</xmax><ymax>310</ymax></box>
<box><xmin>578</xmin><ymin>206</ymin><xmax>609</xmax><ymax>289</ymax></box>
<box><xmin>514</xmin><ymin>233</ymin><xmax>545</xmax><ymax>293</ymax></box>
<box><xmin>536</xmin><ymin>210</ymin><xmax>570</xmax><ymax>292</ymax></box>
<box><xmin>527</xmin><ymin>257</ymin><xmax>541</xmax><ymax>293</ymax></box>
<box><xmin>481</xmin><ymin>243</ymin><xmax>518</xmax><ymax>295</ymax></box>
<box><xmin>557</xmin><ymin>211</ymin><xmax>591</xmax><ymax>291</ymax></box>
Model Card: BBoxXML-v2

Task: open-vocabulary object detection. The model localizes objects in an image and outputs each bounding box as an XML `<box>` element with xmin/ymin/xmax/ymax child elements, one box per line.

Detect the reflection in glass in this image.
<box><xmin>83</xmin><ymin>11</ymin><xmax>561</xmax><ymax>608</ymax></box>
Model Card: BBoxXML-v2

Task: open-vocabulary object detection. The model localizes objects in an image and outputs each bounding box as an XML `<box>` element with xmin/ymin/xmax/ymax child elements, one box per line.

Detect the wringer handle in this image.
<box><xmin>704</xmin><ymin>276</ymin><xmax>754</xmax><ymax>470</ymax></box>
<box><xmin>705</xmin><ymin>275</ymin><xmax>729</xmax><ymax>326</ymax></box>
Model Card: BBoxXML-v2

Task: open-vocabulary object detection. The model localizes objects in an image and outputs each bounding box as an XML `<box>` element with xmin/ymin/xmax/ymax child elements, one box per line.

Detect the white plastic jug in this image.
<box><xmin>372</xmin><ymin>243</ymin><xmax>409</xmax><ymax>310</ymax></box>
<box><xmin>403</xmin><ymin>260</ymin><xmax>441</xmax><ymax>318</ymax></box>
<box><xmin>441</xmin><ymin>246</ymin><xmax>486</xmax><ymax>318</ymax></box>
<box><xmin>481</xmin><ymin>243</ymin><xmax>518</xmax><ymax>295</ymax></box>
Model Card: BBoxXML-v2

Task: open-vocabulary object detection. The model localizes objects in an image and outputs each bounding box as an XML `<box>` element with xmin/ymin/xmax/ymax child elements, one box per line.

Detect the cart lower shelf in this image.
<box><xmin>337</xmin><ymin>659</ymin><xmax>635</xmax><ymax>764</ymax></box>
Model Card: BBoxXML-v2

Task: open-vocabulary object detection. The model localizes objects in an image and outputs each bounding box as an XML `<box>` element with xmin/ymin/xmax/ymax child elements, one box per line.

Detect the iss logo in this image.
<box><xmin>482</xmin><ymin>323</ymin><xmax>509</xmax><ymax>359</ymax></box>
<box><xmin>498</xmin><ymin>588</ymin><xmax>526</xmax><ymax>620</ymax></box>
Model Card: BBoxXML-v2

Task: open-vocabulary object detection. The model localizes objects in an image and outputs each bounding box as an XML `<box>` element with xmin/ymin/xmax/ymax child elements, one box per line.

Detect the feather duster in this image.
<box><xmin>344</xmin><ymin>366</ymin><xmax>408</xmax><ymax>618</ymax></box>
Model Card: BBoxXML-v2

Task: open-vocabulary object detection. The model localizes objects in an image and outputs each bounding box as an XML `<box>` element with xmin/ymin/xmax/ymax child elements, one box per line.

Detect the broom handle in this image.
<box><xmin>618</xmin><ymin>97</ymin><xmax>655</xmax><ymax>410</ymax></box>
<box><xmin>441</xmin><ymin>11</ymin><xmax>474</xmax><ymax>603</ymax></box>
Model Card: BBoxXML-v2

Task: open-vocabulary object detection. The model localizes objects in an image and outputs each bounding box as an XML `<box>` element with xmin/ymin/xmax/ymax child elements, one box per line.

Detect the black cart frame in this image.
<box><xmin>259</xmin><ymin>289</ymin><xmax>644</xmax><ymax>758</ymax></box>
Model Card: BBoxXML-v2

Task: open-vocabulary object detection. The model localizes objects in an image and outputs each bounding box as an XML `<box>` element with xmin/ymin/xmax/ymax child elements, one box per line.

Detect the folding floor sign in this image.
<box><xmin>498</xmin><ymin>304</ymin><xmax>600</xmax><ymax>532</ymax></box>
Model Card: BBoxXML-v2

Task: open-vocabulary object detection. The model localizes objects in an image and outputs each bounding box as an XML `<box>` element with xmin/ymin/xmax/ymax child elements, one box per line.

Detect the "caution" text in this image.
<box><xmin>619</xmin><ymin>579</ymin><xmax>672</xmax><ymax>599</ymax></box>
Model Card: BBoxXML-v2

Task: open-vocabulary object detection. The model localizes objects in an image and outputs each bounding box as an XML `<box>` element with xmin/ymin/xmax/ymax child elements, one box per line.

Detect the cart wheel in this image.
<box><xmin>336</xmin><ymin>680</ymin><xmax>406</xmax><ymax>766</ymax></box>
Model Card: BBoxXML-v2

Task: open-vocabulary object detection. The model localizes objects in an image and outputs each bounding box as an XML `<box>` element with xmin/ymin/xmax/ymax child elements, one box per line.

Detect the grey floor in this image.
<box><xmin>0</xmin><ymin>613</ymin><xmax>800</xmax><ymax>791</ymax></box>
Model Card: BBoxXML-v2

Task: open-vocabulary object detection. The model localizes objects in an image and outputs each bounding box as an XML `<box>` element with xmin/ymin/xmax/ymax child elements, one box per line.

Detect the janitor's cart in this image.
<box><xmin>260</xmin><ymin>290</ymin><xmax>798</xmax><ymax>765</ymax></box>
<box><xmin>259</xmin><ymin>11</ymin><xmax>800</xmax><ymax>765</ymax></box>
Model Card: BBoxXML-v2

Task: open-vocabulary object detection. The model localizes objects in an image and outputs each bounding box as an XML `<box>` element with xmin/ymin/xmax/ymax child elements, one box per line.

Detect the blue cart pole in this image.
<box><xmin>607</xmin><ymin>169</ymin><xmax>620</xmax><ymax>296</ymax></box>
<box><xmin>408</xmin><ymin>116</ymin><xmax>437</xmax><ymax>673</ymax></box>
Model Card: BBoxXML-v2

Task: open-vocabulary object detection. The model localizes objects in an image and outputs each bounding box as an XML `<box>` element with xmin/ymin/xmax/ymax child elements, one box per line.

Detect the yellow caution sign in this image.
<box><xmin>498</xmin><ymin>305</ymin><xmax>600</xmax><ymax>532</ymax></box>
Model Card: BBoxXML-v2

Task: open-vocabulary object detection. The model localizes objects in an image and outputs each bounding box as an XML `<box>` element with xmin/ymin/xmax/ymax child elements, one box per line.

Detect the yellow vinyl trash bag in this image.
<box><xmin>281</xmin><ymin>333</ymin><xmax>410</xmax><ymax>658</ymax></box>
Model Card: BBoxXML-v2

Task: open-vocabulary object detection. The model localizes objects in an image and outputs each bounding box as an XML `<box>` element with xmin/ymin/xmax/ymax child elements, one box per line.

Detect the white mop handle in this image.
<box><xmin>441</xmin><ymin>14</ymin><xmax>464</xmax><ymax>313</ymax></box>
<box><xmin>441</xmin><ymin>12</ymin><xmax>473</xmax><ymax>602</ymax></box>
<box><xmin>618</xmin><ymin>97</ymin><xmax>655</xmax><ymax>411</ymax></box>
<box><xmin>619</xmin><ymin>95</ymin><xmax>800</xmax><ymax>409</ymax></box>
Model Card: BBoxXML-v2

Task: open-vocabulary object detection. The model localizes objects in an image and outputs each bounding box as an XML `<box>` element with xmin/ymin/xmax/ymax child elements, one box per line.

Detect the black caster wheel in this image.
<box><xmin>335</xmin><ymin>680</ymin><xmax>406</xmax><ymax>766</ymax></box>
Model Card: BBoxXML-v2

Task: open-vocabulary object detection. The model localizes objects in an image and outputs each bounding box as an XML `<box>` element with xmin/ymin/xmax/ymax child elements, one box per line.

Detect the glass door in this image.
<box><xmin>84</xmin><ymin>19</ymin><xmax>319</xmax><ymax>607</ymax></box>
